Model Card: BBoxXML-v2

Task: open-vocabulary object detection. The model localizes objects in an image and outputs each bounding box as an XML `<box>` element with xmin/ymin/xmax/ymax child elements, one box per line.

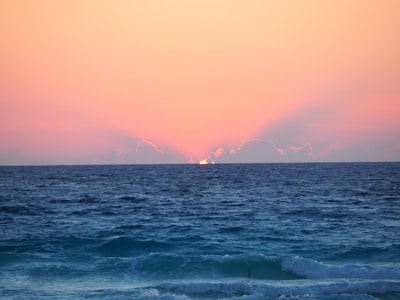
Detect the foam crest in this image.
<box><xmin>282</xmin><ymin>256</ymin><xmax>400</xmax><ymax>280</ymax></box>
<box><xmin>157</xmin><ymin>279</ymin><xmax>400</xmax><ymax>299</ymax></box>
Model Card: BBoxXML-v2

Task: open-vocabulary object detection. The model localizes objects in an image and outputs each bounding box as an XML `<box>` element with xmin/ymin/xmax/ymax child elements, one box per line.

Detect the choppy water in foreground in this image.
<box><xmin>0</xmin><ymin>162</ymin><xmax>399</xmax><ymax>299</ymax></box>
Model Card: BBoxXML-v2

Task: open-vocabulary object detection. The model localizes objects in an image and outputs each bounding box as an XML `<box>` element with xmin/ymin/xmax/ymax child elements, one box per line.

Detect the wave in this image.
<box><xmin>132</xmin><ymin>253</ymin><xmax>400</xmax><ymax>281</ymax></box>
<box><xmin>131</xmin><ymin>253</ymin><xmax>301</xmax><ymax>280</ymax></box>
<box><xmin>4</xmin><ymin>240</ymin><xmax>400</xmax><ymax>282</ymax></box>
<box><xmin>2</xmin><ymin>251</ymin><xmax>400</xmax><ymax>299</ymax></box>
<box><xmin>3</xmin><ymin>232</ymin><xmax>400</xmax><ymax>282</ymax></box>
<box><xmin>154</xmin><ymin>280</ymin><xmax>400</xmax><ymax>299</ymax></box>
<box><xmin>282</xmin><ymin>256</ymin><xmax>400</xmax><ymax>280</ymax></box>
<box><xmin>2</xmin><ymin>278</ymin><xmax>400</xmax><ymax>300</ymax></box>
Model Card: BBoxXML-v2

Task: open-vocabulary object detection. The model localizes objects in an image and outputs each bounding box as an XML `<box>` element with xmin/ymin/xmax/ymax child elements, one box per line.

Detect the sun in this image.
<box><xmin>199</xmin><ymin>159</ymin><xmax>216</xmax><ymax>165</ymax></box>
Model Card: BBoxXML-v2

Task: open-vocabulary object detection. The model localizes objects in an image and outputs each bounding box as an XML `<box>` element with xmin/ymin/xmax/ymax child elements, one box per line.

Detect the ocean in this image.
<box><xmin>0</xmin><ymin>162</ymin><xmax>399</xmax><ymax>299</ymax></box>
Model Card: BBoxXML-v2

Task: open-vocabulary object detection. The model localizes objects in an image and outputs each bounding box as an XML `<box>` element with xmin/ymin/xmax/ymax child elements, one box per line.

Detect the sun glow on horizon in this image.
<box><xmin>199</xmin><ymin>159</ymin><xmax>216</xmax><ymax>165</ymax></box>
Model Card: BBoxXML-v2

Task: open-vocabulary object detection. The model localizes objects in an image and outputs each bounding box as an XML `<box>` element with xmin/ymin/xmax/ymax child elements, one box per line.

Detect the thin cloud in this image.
<box><xmin>136</xmin><ymin>140</ymin><xmax>165</xmax><ymax>155</ymax></box>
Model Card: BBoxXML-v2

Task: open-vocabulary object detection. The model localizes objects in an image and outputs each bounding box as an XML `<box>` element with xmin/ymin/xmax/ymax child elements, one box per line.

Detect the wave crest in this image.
<box><xmin>282</xmin><ymin>256</ymin><xmax>400</xmax><ymax>280</ymax></box>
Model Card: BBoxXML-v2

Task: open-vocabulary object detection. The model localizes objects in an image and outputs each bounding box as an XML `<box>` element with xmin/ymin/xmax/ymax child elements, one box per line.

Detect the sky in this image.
<box><xmin>1</xmin><ymin>0</ymin><xmax>400</xmax><ymax>165</ymax></box>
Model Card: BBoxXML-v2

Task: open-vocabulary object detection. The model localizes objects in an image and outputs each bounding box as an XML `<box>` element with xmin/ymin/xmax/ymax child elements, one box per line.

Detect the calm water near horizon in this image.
<box><xmin>1</xmin><ymin>162</ymin><xmax>399</xmax><ymax>299</ymax></box>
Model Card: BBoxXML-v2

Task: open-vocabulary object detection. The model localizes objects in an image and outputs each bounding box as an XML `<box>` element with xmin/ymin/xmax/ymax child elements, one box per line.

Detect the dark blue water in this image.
<box><xmin>1</xmin><ymin>163</ymin><xmax>399</xmax><ymax>299</ymax></box>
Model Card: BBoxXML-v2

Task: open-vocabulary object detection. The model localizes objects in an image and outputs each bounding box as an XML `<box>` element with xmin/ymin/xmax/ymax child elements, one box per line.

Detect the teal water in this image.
<box><xmin>0</xmin><ymin>163</ymin><xmax>399</xmax><ymax>299</ymax></box>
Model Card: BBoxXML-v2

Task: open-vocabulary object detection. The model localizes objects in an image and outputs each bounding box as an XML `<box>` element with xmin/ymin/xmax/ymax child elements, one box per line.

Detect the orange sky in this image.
<box><xmin>1</xmin><ymin>1</ymin><xmax>400</xmax><ymax>164</ymax></box>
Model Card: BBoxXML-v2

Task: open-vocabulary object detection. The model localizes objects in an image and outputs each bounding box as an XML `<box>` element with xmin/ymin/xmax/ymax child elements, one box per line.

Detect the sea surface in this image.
<box><xmin>1</xmin><ymin>163</ymin><xmax>400</xmax><ymax>299</ymax></box>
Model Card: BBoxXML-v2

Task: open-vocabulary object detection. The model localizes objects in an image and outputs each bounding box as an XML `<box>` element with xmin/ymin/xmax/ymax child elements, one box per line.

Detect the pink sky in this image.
<box><xmin>1</xmin><ymin>1</ymin><xmax>400</xmax><ymax>164</ymax></box>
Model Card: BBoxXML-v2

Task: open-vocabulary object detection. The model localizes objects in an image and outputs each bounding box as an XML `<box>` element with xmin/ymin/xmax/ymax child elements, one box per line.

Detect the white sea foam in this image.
<box><xmin>281</xmin><ymin>256</ymin><xmax>400</xmax><ymax>280</ymax></box>
<box><xmin>158</xmin><ymin>279</ymin><xmax>400</xmax><ymax>299</ymax></box>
